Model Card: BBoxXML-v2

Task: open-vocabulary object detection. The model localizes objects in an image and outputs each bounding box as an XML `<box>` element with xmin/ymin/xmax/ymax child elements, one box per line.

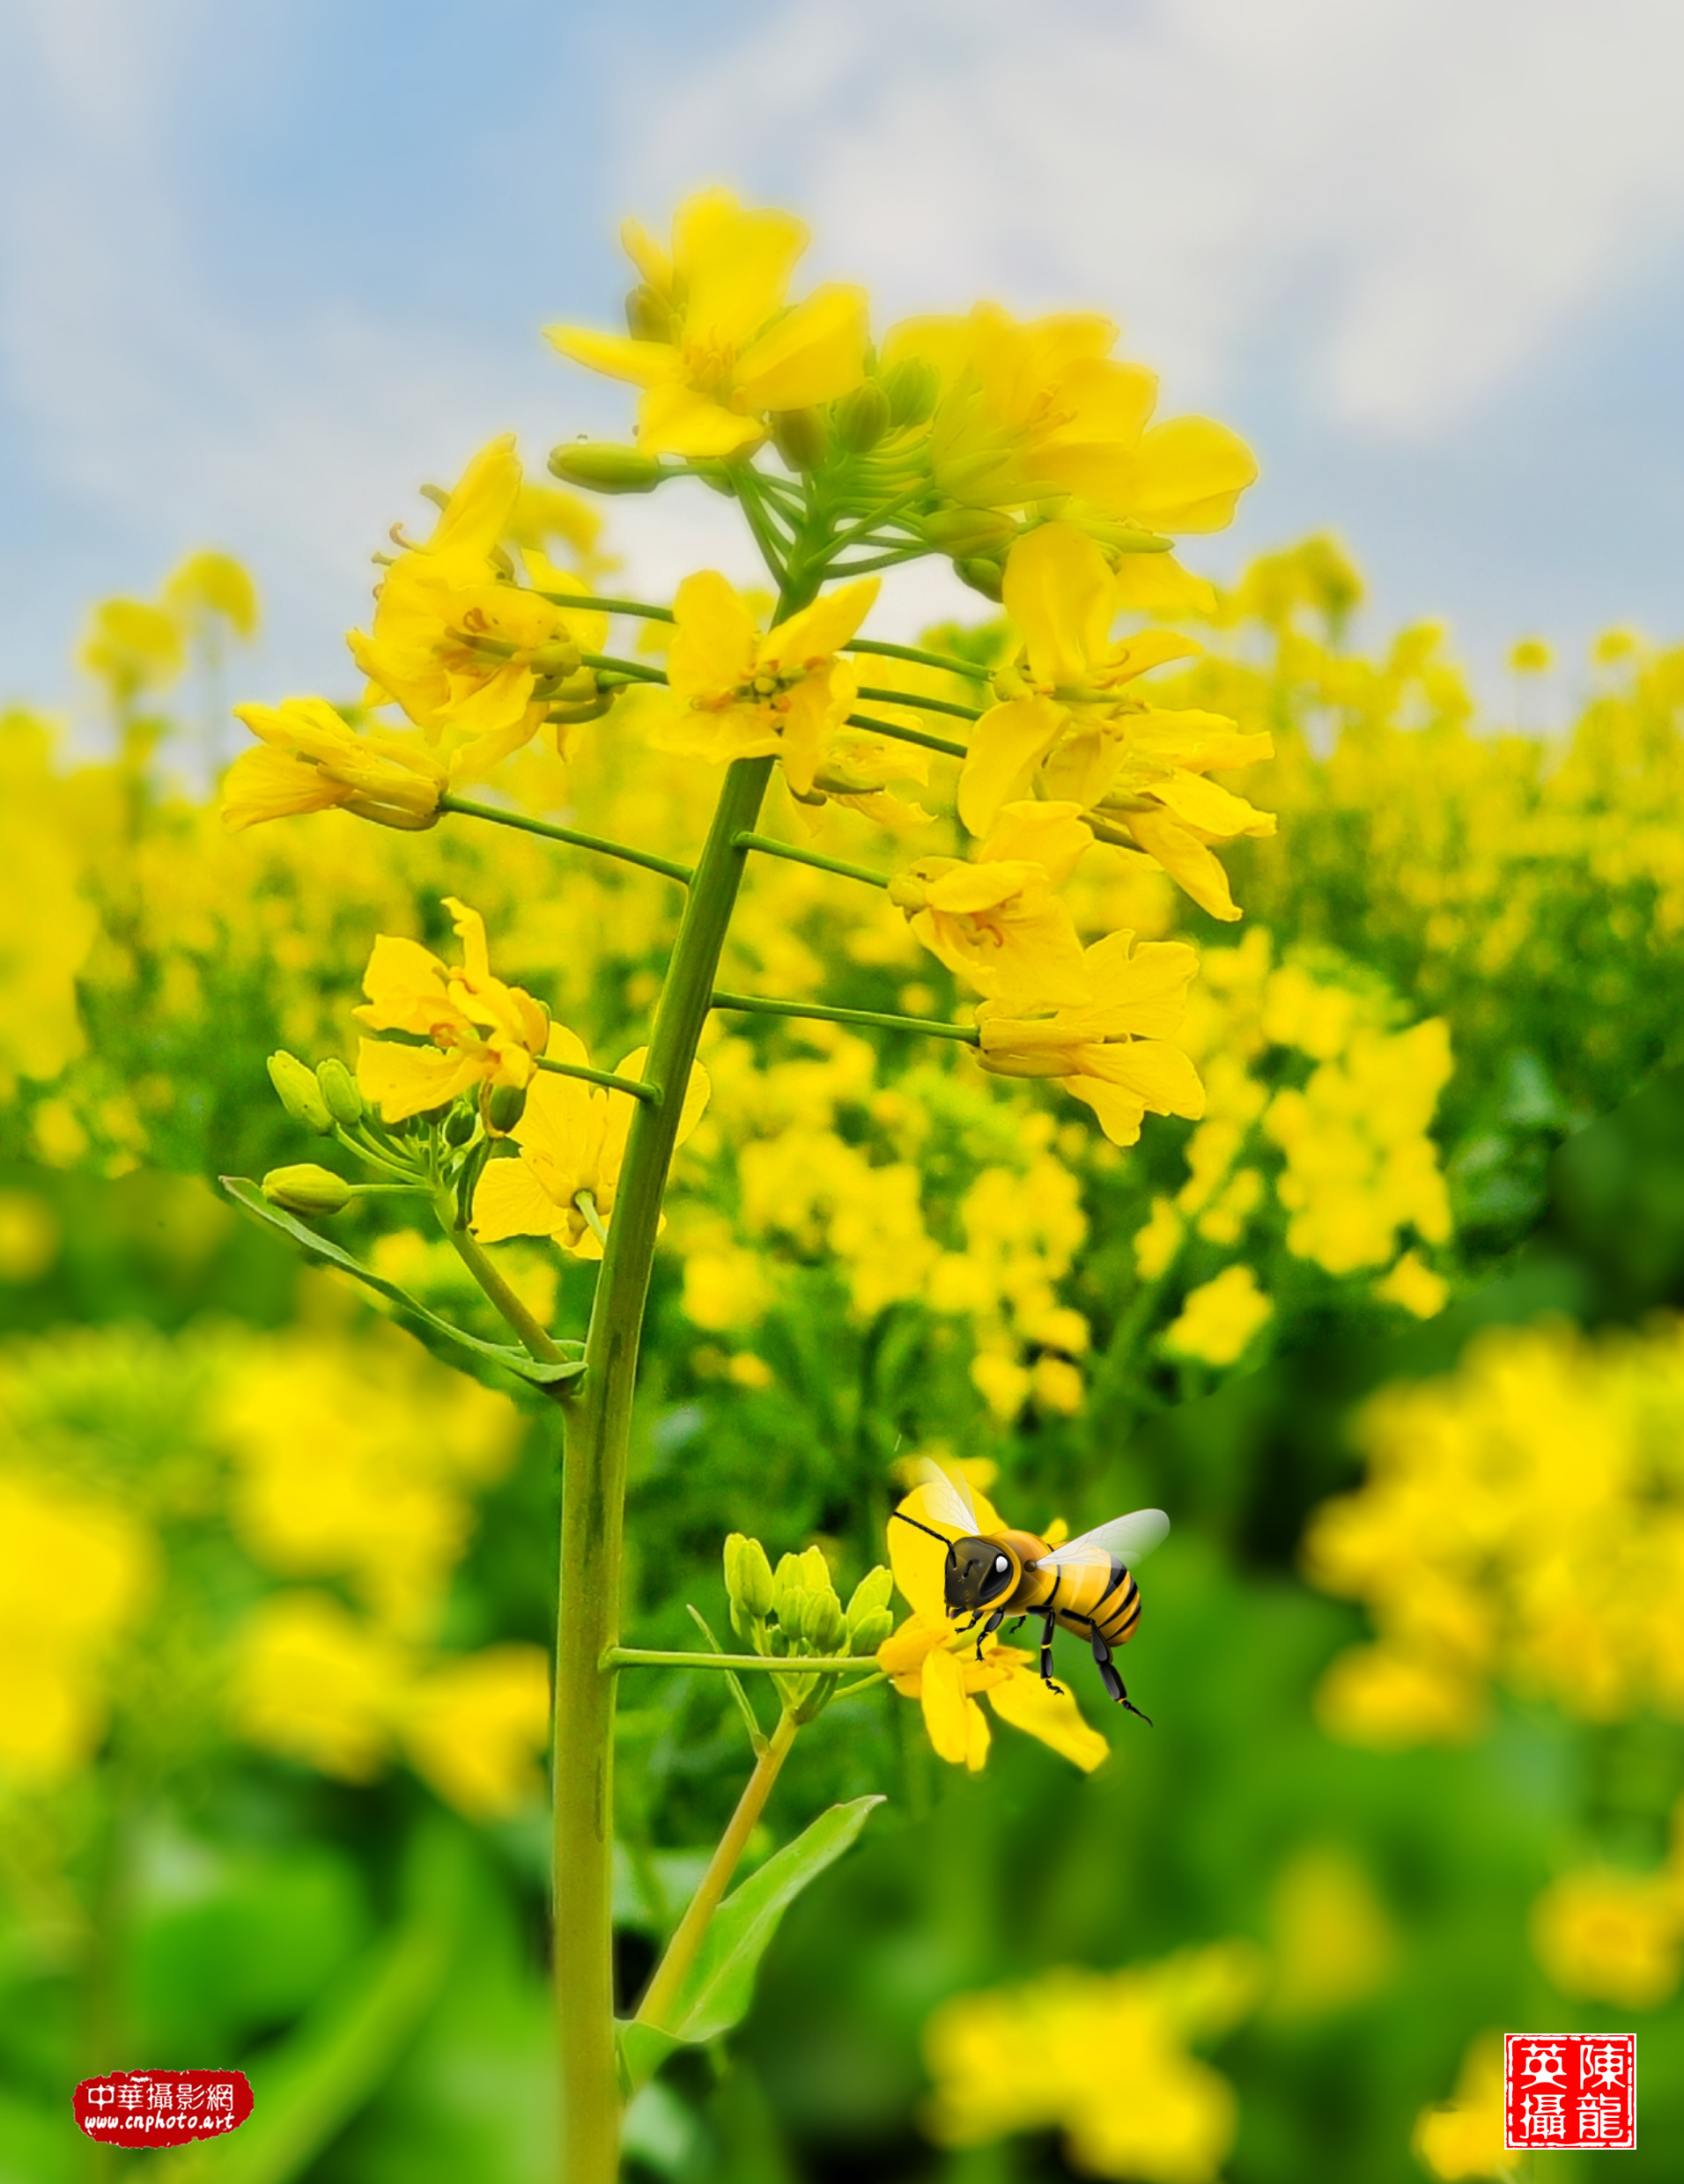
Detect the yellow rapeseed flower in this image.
<box><xmin>546</xmin><ymin>188</ymin><xmax>868</xmax><ymax>459</ymax></box>
<box><xmin>349</xmin><ymin>436</ymin><xmax>608</xmax><ymax>774</ymax></box>
<box><xmin>883</xmin><ymin>304</ymin><xmax>1258</xmax><ymax>536</ymax></box>
<box><xmin>890</xmin><ymin>801</ymin><xmax>1094</xmax><ymax>1007</ymax></box>
<box><xmin>880</xmin><ymin>1474</ymin><xmax>1109</xmax><ymax>1772</ymax></box>
<box><xmin>354</xmin><ymin>896</ymin><xmax>550</xmax><ymax>1124</ymax></box>
<box><xmin>471</xmin><ymin>1032</ymin><xmax>710</xmax><ymax>1259</ymax></box>
<box><xmin>0</xmin><ymin>1470</ymin><xmax>156</xmax><ymax>1783</ymax></box>
<box><xmin>1530</xmin><ymin>1862</ymin><xmax>1684</xmax><ymax>2011</ymax></box>
<box><xmin>975</xmin><ymin>929</ymin><xmax>1205</xmax><ymax>1144</ymax></box>
<box><xmin>1412</xmin><ymin>2035</ymin><xmax>1512</xmax><ymax>2181</ymax></box>
<box><xmin>224</xmin><ymin>697</ymin><xmax>450</xmax><ymax>831</ymax></box>
<box><xmin>1163</xmin><ymin>1264</ymin><xmax>1274</xmax><ymax>1367</ymax></box>
<box><xmin>922</xmin><ymin>1943</ymin><xmax>1263</xmax><ymax>2181</ymax></box>
<box><xmin>648</xmin><ymin>570</ymin><xmax>878</xmax><ymax>793</ymax></box>
<box><xmin>961</xmin><ymin>525</ymin><xmax>1274</xmax><ymax>920</ymax></box>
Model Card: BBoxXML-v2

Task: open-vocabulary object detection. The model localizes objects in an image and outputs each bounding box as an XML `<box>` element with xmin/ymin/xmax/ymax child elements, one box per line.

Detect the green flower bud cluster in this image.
<box><xmin>262</xmin><ymin>1047</ymin><xmax>500</xmax><ymax>1226</ymax></box>
<box><xmin>722</xmin><ymin>1535</ymin><xmax>895</xmax><ymax>1715</ymax></box>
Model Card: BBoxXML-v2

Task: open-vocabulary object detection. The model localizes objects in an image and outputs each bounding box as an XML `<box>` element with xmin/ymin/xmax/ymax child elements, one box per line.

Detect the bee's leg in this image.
<box><xmin>1038</xmin><ymin>1612</ymin><xmax>1064</xmax><ymax>1696</ymax></box>
<box><xmin>1007</xmin><ymin>1616</ymin><xmax>1026</xmax><ymax>1634</ymax></box>
<box><xmin>975</xmin><ymin>1606</ymin><xmax>1007</xmax><ymax>1662</ymax></box>
<box><xmin>1089</xmin><ymin>1623</ymin><xmax>1153</xmax><ymax>1724</ymax></box>
<box><xmin>957</xmin><ymin>1610</ymin><xmax>984</xmax><ymax>1635</ymax></box>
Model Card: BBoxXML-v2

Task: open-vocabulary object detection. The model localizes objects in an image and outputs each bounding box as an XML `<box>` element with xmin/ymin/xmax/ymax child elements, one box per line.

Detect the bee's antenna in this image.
<box><xmin>890</xmin><ymin>1509</ymin><xmax>958</xmax><ymax>1561</ymax></box>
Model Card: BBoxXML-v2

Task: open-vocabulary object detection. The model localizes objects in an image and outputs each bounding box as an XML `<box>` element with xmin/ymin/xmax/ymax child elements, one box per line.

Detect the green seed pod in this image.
<box><xmin>484</xmin><ymin>1081</ymin><xmax>528</xmax><ymax>1135</ymax></box>
<box><xmin>267</xmin><ymin>1051</ymin><xmax>333</xmax><ymax>1133</ymax></box>
<box><xmin>956</xmin><ymin>557</ymin><xmax>1006</xmax><ymax>603</ymax></box>
<box><xmin>549</xmin><ymin>443</ymin><xmax>666</xmax><ymax>495</ymax></box>
<box><xmin>846</xmin><ymin>1565</ymin><xmax>895</xmax><ymax>1632</ymax></box>
<box><xmin>849</xmin><ymin>1606</ymin><xmax>896</xmax><ymax>1656</ymax></box>
<box><xmin>262</xmin><ymin>1164</ymin><xmax>353</xmax><ymax>1217</ymax></box>
<box><xmin>442</xmin><ymin>1105</ymin><xmax>476</xmax><ymax>1147</ymax></box>
<box><xmin>770</xmin><ymin>406</ymin><xmax>829</xmax><ymax>473</ymax></box>
<box><xmin>314</xmin><ymin>1057</ymin><xmax>365</xmax><ymax>1128</ymax></box>
<box><xmin>923</xmin><ymin>507</ymin><xmax>1017</xmax><ymax>557</ymax></box>
<box><xmin>882</xmin><ymin>356</ymin><xmax>940</xmax><ymax>427</ymax></box>
<box><xmin>833</xmin><ymin>380</ymin><xmax>891</xmax><ymax>455</ymax></box>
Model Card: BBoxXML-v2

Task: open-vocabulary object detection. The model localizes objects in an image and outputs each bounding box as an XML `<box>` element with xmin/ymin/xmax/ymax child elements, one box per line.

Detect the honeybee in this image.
<box><xmin>893</xmin><ymin>1460</ymin><xmax>1169</xmax><ymax>1723</ymax></box>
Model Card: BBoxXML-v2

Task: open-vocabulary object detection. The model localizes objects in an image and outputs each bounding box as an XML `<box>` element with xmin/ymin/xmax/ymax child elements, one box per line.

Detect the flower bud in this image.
<box><xmin>797</xmin><ymin>1544</ymin><xmax>833</xmax><ymax>1592</ymax></box>
<box><xmin>956</xmin><ymin>557</ymin><xmax>1006</xmax><ymax>603</ymax></box>
<box><xmin>624</xmin><ymin>284</ymin><xmax>675</xmax><ymax>343</ymax></box>
<box><xmin>443</xmin><ymin>1105</ymin><xmax>476</xmax><ymax>1147</ymax></box>
<box><xmin>851</xmin><ymin>1606</ymin><xmax>896</xmax><ymax>1656</ymax></box>
<box><xmin>314</xmin><ymin>1058</ymin><xmax>365</xmax><ymax>1128</ymax></box>
<box><xmin>922</xmin><ymin>508</ymin><xmax>1017</xmax><ymax>558</ymax></box>
<box><xmin>484</xmin><ymin>1081</ymin><xmax>528</xmax><ymax>1135</ymax></box>
<box><xmin>770</xmin><ymin>406</ymin><xmax>829</xmax><ymax>473</ymax></box>
<box><xmin>846</xmin><ymin>1565</ymin><xmax>895</xmax><ymax>1633</ymax></box>
<box><xmin>883</xmin><ymin>357</ymin><xmax>940</xmax><ymax>427</ymax></box>
<box><xmin>724</xmin><ymin>1533</ymin><xmax>777</xmax><ymax>1633</ymax></box>
<box><xmin>833</xmin><ymin>380</ymin><xmax>891</xmax><ymax>455</ymax></box>
<box><xmin>549</xmin><ymin>443</ymin><xmax>667</xmax><ymax>495</ymax></box>
<box><xmin>267</xmin><ymin>1051</ymin><xmax>333</xmax><ymax>1133</ymax></box>
<box><xmin>530</xmin><ymin>638</ymin><xmax>583</xmax><ymax>680</ymax></box>
<box><xmin>800</xmin><ymin>1588</ymin><xmax>846</xmax><ymax>1655</ymax></box>
<box><xmin>262</xmin><ymin>1164</ymin><xmax>353</xmax><ymax>1217</ymax></box>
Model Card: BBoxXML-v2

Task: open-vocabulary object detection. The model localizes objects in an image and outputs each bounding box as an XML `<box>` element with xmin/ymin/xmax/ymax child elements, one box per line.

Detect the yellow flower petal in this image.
<box><xmin>1125</xmin><ymin>416</ymin><xmax>1259</xmax><ymax>533</ymax></box>
<box><xmin>355</xmin><ymin>1037</ymin><xmax>478</xmax><ymax>1123</ymax></box>
<box><xmin>766</xmin><ymin>577</ymin><xmax>879</xmax><ymax>671</ymax></box>
<box><xmin>1127</xmin><ymin>810</ymin><xmax>1243</xmax><ymax>921</ymax></box>
<box><xmin>676</xmin><ymin>190</ymin><xmax>808</xmax><ymax>347</ymax></box>
<box><xmin>957</xmin><ymin>696</ymin><xmax>1065</xmax><ymax>837</ymax></box>
<box><xmin>669</xmin><ymin>571</ymin><xmax>761</xmax><ymax>700</ymax></box>
<box><xmin>921</xmin><ymin>1644</ymin><xmax>992</xmax><ymax>1769</ymax></box>
<box><xmin>543</xmin><ymin>327</ymin><xmax>676</xmax><ymax>390</ymax></box>
<box><xmin>735</xmin><ymin>284</ymin><xmax>870</xmax><ymax>411</ymax></box>
<box><xmin>1002</xmin><ymin>524</ymin><xmax>1117</xmax><ymax>691</ymax></box>
<box><xmin>637</xmin><ymin>380</ymin><xmax>766</xmax><ymax>459</ymax></box>
<box><xmin>985</xmin><ymin>1664</ymin><xmax>1111</xmax><ymax>1771</ymax></box>
<box><xmin>471</xmin><ymin>1155</ymin><xmax>569</xmax><ymax>1244</ymax></box>
<box><xmin>427</xmin><ymin>436</ymin><xmax>523</xmax><ymax>563</ymax></box>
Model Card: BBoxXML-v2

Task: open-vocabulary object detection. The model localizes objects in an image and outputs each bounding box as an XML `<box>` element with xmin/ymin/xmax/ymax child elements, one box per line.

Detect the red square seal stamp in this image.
<box><xmin>1504</xmin><ymin>2034</ymin><xmax>1634</xmax><ymax>2151</ymax></box>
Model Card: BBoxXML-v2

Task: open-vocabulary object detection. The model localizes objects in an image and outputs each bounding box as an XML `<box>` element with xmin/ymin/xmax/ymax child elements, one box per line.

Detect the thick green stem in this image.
<box><xmin>552</xmin><ymin>753</ymin><xmax>775</xmax><ymax>2184</ymax></box>
<box><xmin>634</xmin><ymin>1710</ymin><xmax>800</xmax><ymax>2033</ymax></box>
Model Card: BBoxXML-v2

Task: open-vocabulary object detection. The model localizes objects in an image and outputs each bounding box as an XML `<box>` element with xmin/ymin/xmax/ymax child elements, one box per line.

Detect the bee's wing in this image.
<box><xmin>912</xmin><ymin>1457</ymin><xmax>979</xmax><ymax>1535</ymax></box>
<box><xmin>1035</xmin><ymin>1509</ymin><xmax>1171</xmax><ymax>1570</ymax></box>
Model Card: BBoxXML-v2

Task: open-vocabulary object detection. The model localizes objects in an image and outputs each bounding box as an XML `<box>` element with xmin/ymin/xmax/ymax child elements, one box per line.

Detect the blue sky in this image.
<box><xmin>4</xmin><ymin>0</ymin><xmax>1683</xmax><ymax>744</ymax></box>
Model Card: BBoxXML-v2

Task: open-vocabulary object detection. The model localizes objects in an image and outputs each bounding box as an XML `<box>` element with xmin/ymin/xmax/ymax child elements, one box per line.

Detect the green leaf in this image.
<box><xmin>152</xmin><ymin>1825</ymin><xmax>469</xmax><ymax>2184</ymax></box>
<box><xmin>220</xmin><ymin>1177</ymin><xmax>584</xmax><ymax>1391</ymax></box>
<box><xmin>617</xmin><ymin>1795</ymin><xmax>883</xmax><ymax>2095</ymax></box>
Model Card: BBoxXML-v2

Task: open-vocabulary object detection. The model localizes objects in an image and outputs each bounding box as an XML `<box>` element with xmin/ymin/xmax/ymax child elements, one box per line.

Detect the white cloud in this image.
<box><xmin>616</xmin><ymin>0</ymin><xmax>1684</xmax><ymax>432</ymax></box>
